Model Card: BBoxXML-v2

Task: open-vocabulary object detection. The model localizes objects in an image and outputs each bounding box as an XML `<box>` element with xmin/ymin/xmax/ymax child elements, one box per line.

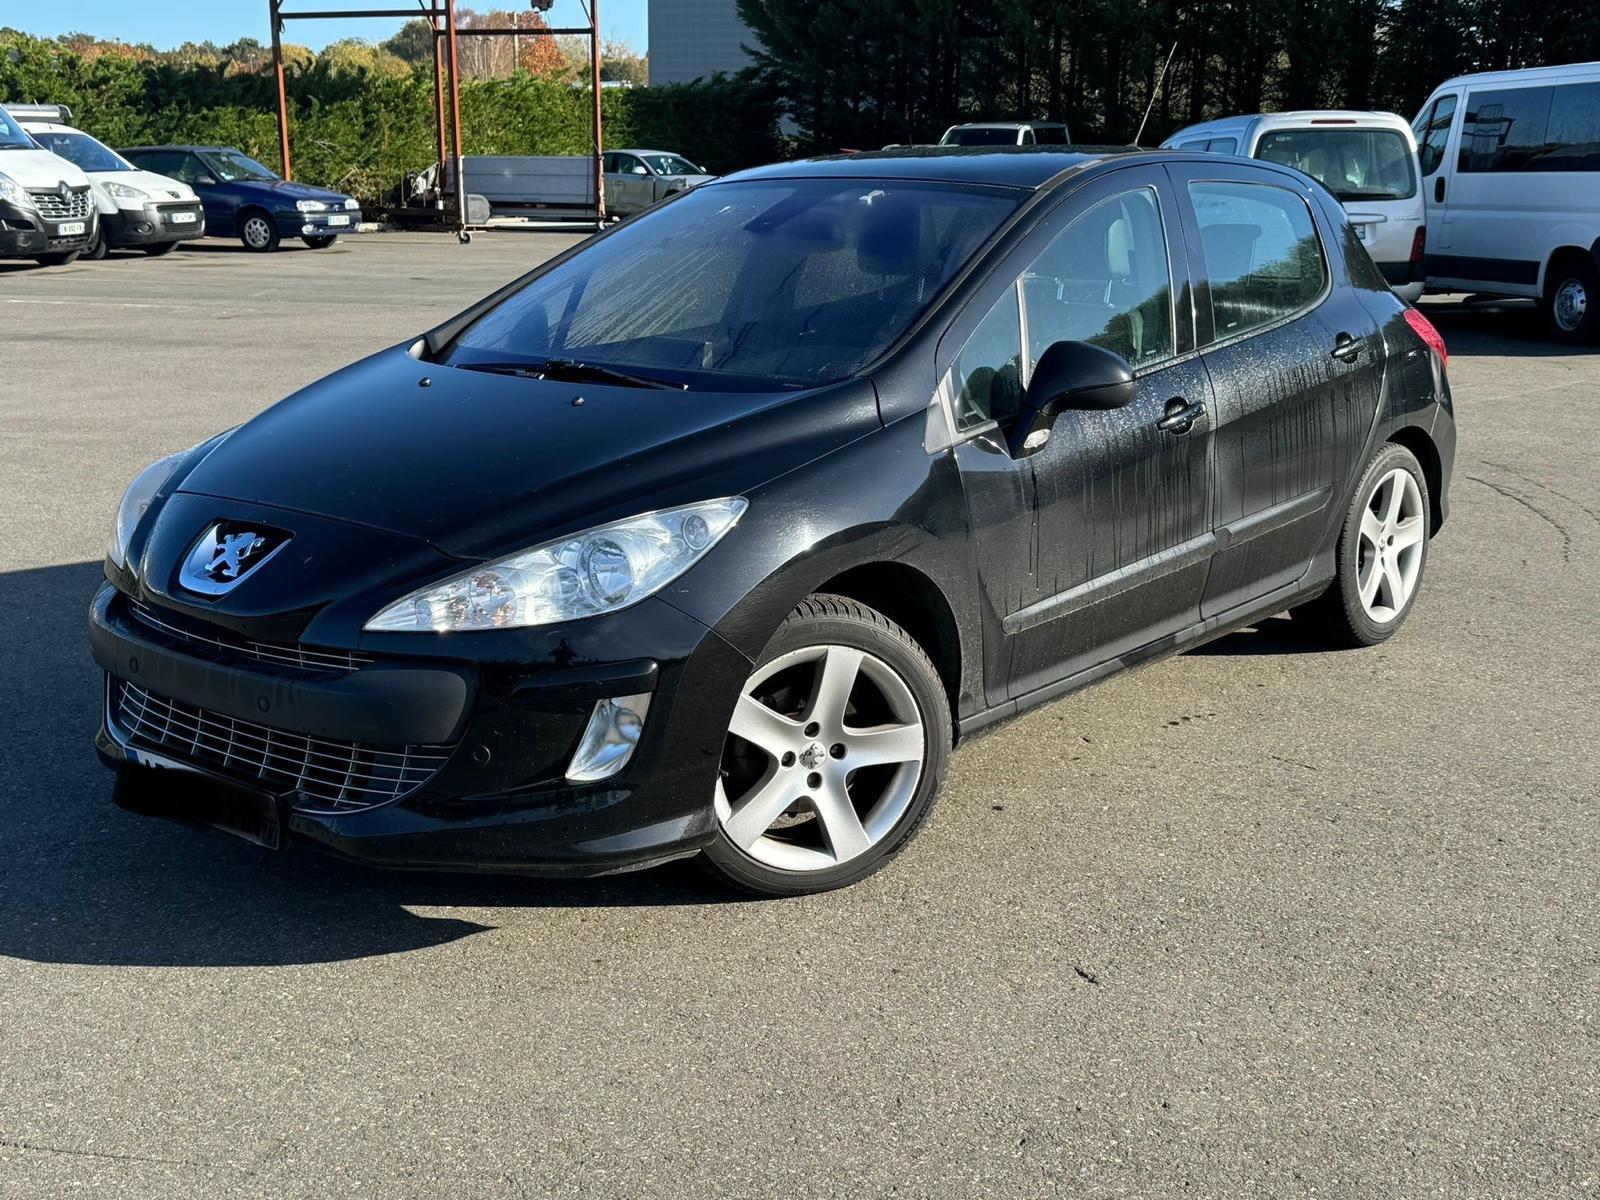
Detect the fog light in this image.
<box><xmin>301</xmin><ymin>223</ymin><xmax>318</xmax><ymax>235</ymax></box>
<box><xmin>566</xmin><ymin>693</ymin><xmax>651</xmax><ymax>783</ymax></box>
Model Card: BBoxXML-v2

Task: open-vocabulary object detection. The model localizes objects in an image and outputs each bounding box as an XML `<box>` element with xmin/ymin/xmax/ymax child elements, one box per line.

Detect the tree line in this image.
<box><xmin>736</xmin><ymin>0</ymin><xmax>1600</xmax><ymax>148</ymax></box>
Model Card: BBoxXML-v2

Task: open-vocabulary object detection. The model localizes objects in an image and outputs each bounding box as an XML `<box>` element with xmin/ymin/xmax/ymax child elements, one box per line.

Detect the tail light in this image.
<box><xmin>1403</xmin><ymin>307</ymin><xmax>1448</xmax><ymax>370</ymax></box>
<box><xmin>1410</xmin><ymin>226</ymin><xmax>1426</xmax><ymax>263</ymax></box>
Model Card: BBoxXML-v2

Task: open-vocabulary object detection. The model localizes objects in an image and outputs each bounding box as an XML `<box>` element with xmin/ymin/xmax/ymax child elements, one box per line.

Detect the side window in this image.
<box><xmin>949</xmin><ymin>287</ymin><xmax>1023</xmax><ymax>432</ymax></box>
<box><xmin>1177</xmin><ymin>139</ymin><xmax>1209</xmax><ymax>151</ymax></box>
<box><xmin>1208</xmin><ymin>137</ymin><xmax>1238</xmax><ymax>154</ymax></box>
<box><xmin>1543</xmin><ymin>82</ymin><xmax>1600</xmax><ymax>171</ymax></box>
<box><xmin>1415</xmin><ymin>94</ymin><xmax>1457</xmax><ymax>176</ymax></box>
<box><xmin>1034</xmin><ymin>126</ymin><xmax>1069</xmax><ymax>145</ymax></box>
<box><xmin>601</xmin><ymin>153</ymin><xmax>615</xmax><ymax>173</ymax></box>
<box><xmin>1460</xmin><ymin>87</ymin><xmax>1554</xmax><ymax>173</ymax></box>
<box><xmin>1020</xmin><ymin>129</ymin><xmax>1036</xmax><ymax>145</ymax></box>
<box><xmin>1022</xmin><ymin>187</ymin><xmax>1174</xmax><ymax>369</ymax></box>
<box><xmin>1189</xmin><ymin>180</ymin><xmax>1327</xmax><ymax>341</ymax></box>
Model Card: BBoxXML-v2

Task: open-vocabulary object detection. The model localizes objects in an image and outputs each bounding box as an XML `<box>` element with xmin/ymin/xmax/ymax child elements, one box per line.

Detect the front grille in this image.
<box><xmin>112</xmin><ymin>679</ymin><xmax>455</xmax><ymax>815</ymax></box>
<box><xmin>129</xmin><ymin>599</ymin><xmax>373</xmax><ymax>675</ymax></box>
<box><xmin>29</xmin><ymin>187</ymin><xmax>91</xmax><ymax>221</ymax></box>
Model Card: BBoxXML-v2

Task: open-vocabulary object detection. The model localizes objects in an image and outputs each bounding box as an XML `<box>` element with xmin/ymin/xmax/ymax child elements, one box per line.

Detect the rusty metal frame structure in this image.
<box><xmin>267</xmin><ymin>0</ymin><xmax>605</xmax><ymax>237</ymax></box>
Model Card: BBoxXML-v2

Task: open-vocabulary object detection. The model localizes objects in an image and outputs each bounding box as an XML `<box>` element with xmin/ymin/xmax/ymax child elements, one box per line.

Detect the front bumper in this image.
<box><xmin>279</xmin><ymin>209</ymin><xmax>362</xmax><ymax>238</ymax></box>
<box><xmin>0</xmin><ymin>198</ymin><xmax>95</xmax><ymax>257</ymax></box>
<box><xmin>90</xmin><ymin>580</ymin><xmax>751</xmax><ymax>876</ymax></box>
<box><xmin>104</xmin><ymin>202</ymin><xmax>205</xmax><ymax>247</ymax></box>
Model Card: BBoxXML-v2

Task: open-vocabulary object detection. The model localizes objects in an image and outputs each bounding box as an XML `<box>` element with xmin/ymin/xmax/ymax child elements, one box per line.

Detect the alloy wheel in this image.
<box><xmin>1553</xmin><ymin>277</ymin><xmax>1588</xmax><ymax>333</ymax></box>
<box><xmin>715</xmin><ymin>644</ymin><xmax>925</xmax><ymax>873</ymax></box>
<box><xmin>1357</xmin><ymin>468</ymin><xmax>1425</xmax><ymax>623</ymax></box>
<box><xmin>242</xmin><ymin>217</ymin><xmax>273</xmax><ymax>250</ymax></box>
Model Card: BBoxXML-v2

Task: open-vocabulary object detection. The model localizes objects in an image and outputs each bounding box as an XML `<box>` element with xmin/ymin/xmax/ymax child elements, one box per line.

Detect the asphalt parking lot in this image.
<box><xmin>1</xmin><ymin>233</ymin><xmax>1596</xmax><ymax>1198</ymax></box>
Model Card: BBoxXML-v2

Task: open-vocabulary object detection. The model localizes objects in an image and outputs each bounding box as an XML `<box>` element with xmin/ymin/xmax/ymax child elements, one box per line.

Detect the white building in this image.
<box><xmin>648</xmin><ymin>0</ymin><xmax>757</xmax><ymax>85</ymax></box>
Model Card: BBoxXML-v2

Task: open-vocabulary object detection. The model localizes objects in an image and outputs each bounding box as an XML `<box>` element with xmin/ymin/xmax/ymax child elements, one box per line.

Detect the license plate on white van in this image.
<box><xmin>170</xmin><ymin>212</ymin><xmax>196</xmax><ymax>224</ymax></box>
<box><xmin>58</xmin><ymin>221</ymin><xmax>85</xmax><ymax>236</ymax></box>
<box><xmin>328</xmin><ymin>215</ymin><xmax>351</xmax><ymax>227</ymax></box>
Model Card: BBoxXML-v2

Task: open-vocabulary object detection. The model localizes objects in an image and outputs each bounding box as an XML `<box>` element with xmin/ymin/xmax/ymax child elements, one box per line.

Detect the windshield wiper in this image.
<box><xmin>456</xmin><ymin>358</ymin><xmax>686</xmax><ymax>391</ymax></box>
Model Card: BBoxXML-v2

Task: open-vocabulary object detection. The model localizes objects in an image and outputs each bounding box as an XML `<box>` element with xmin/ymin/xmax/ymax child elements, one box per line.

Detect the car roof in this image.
<box><xmin>610</xmin><ymin>148</ymin><xmax>690</xmax><ymax>157</ymax></box>
<box><xmin>724</xmin><ymin>145</ymin><xmax>1157</xmax><ymax>189</ymax></box>
<box><xmin>1172</xmin><ymin>110</ymin><xmax>1409</xmax><ymax>136</ymax></box>
<box><xmin>17</xmin><ymin>121</ymin><xmax>77</xmax><ymax>133</ymax></box>
<box><xmin>948</xmin><ymin>121</ymin><xmax>1066</xmax><ymax>130</ymax></box>
<box><xmin>1435</xmin><ymin>60</ymin><xmax>1600</xmax><ymax>88</ymax></box>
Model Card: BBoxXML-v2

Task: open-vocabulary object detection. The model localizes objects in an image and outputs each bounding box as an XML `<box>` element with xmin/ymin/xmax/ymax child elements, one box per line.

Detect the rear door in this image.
<box><xmin>1168</xmin><ymin>160</ymin><xmax>1383</xmax><ymax>617</ymax></box>
<box><xmin>936</xmin><ymin>166</ymin><xmax>1215</xmax><ymax>700</ymax></box>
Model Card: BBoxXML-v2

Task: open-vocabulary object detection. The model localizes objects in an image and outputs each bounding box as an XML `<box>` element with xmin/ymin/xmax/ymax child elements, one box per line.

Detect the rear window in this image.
<box><xmin>1254</xmin><ymin>128</ymin><xmax>1417</xmax><ymax>201</ymax></box>
<box><xmin>944</xmin><ymin>128</ymin><xmax>1019</xmax><ymax>147</ymax></box>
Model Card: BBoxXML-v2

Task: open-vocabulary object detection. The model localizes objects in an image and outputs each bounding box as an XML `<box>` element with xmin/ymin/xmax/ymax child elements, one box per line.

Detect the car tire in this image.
<box><xmin>1291</xmin><ymin>443</ymin><xmax>1431</xmax><ymax>648</ymax></box>
<box><xmin>32</xmin><ymin>250</ymin><xmax>80</xmax><ymax>267</ymax></box>
<box><xmin>701</xmin><ymin>594</ymin><xmax>951</xmax><ymax>897</ymax></box>
<box><xmin>239</xmin><ymin>210</ymin><xmax>279</xmax><ymax>253</ymax></box>
<box><xmin>83</xmin><ymin>225</ymin><xmax>109</xmax><ymax>260</ymax></box>
<box><xmin>303</xmin><ymin>235</ymin><xmax>338</xmax><ymax>249</ymax></box>
<box><xmin>1542</xmin><ymin>255</ymin><xmax>1600</xmax><ymax>345</ymax></box>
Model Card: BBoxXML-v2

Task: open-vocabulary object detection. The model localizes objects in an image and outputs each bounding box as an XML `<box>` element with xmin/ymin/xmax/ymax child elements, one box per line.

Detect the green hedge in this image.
<box><xmin>0</xmin><ymin>32</ymin><xmax>783</xmax><ymax>204</ymax></box>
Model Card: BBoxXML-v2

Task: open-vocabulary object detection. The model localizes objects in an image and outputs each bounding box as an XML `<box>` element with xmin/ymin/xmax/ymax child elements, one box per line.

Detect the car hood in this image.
<box><xmin>176</xmin><ymin>345</ymin><xmax>881</xmax><ymax>561</ymax></box>
<box><xmin>92</xmin><ymin>169</ymin><xmax>196</xmax><ymax>201</ymax></box>
<box><xmin>0</xmin><ymin>147</ymin><xmax>90</xmax><ymax>188</ymax></box>
<box><xmin>227</xmin><ymin>177</ymin><xmax>352</xmax><ymax>204</ymax></box>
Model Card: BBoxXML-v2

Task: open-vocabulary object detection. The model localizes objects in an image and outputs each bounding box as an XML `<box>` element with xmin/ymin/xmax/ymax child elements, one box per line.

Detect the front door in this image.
<box><xmin>940</xmin><ymin>168</ymin><xmax>1214</xmax><ymax>702</ymax></box>
<box><xmin>1167</xmin><ymin>161</ymin><xmax>1383</xmax><ymax>616</ymax></box>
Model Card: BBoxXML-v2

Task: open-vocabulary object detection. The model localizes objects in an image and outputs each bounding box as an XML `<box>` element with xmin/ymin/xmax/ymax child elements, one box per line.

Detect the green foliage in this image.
<box><xmin>0</xmin><ymin>30</ymin><xmax>781</xmax><ymax>204</ymax></box>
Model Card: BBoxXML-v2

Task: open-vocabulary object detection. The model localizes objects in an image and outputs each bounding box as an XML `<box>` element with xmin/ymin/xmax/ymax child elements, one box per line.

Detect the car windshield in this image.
<box><xmin>28</xmin><ymin>130</ymin><xmax>131</xmax><ymax>173</ymax></box>
<box><xmin>943</xmin><ymin>127</ymin><xmax>1019</xmax><ymax>146</ymax></box>
<box><xmin>203</xmin><ymin>150</ymin><xmax>278</xmax><ymax>182</ymax></box>
<box><xmin>1254</xmin><ymin>128</ymin><xmax>1417</xmax><ymax>201</ymax></box>
<box><xmin>445</xmin><ymin>177</ymin><xmax>1023</xmax><ymax>391</ymax></box>
<box><xmin>644</xmin><ymin>154</ymin><xmax>702</xmax><ymax>176</ymax></box>
<box><xmin>0</xmin><ymin>110</ymin><xmax>36</xmax><ymax>151</ymax></box>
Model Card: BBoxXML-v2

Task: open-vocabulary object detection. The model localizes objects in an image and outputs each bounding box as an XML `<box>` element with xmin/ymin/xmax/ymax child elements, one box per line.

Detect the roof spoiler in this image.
<box><xmin>3</xmin><ymin>102</ymin><xmax>73</xmax><ymax>122</ymax></box>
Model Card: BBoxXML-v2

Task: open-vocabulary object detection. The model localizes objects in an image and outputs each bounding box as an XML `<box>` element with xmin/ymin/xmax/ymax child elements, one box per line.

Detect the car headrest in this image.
<box><xmin>1107</xmin><ymin>215</ymin><xmax>1134</xmax><ymax>277</ymax></box>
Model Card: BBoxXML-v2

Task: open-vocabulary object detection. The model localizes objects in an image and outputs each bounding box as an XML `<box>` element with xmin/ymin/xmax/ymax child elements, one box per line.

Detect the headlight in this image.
<box><xmin>364</xmin><ymin>498</ymin><xmax>748</xmax><ymax>632</ymax></box>
<box><xmin>343</xmin><ymin>197</ymin><xmax>359</xmax><ymax>211</ymax></box>
<box><xmin>105</xmin><ymin>181</ymin><xmax>149</xmax><ymax>204</ymax></box>
<box><xmin>108</xmin><ymin>452</ymin><xmax>186</xmax><ymax>571</ymax></box>
<box><xmin>296</xmin><ymin>199</ymin><xmax>328</xmax><ymax>213</ymax></box>
<box><xmin>0</xmin><ymin>173</ymin><xmax>33</xmax><ymax>210</ymax></box>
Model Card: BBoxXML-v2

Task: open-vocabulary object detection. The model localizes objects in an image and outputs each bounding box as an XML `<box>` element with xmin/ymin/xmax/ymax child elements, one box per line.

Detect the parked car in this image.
<box><xmin>0</xmin><ymin>105</ymin><xmax>95</xmax><ymax>266</ymax></box>
<box><xmin>93</xmin><ymin>147</ymin><xmax>1454</xmax><ymax>895</ymax></box>
<box><xmin>1411</xmin><ymin>61</ymin><xmax>1600</xmax><ymax>343</ymax></box>
<box><xmin>602</xmin><ymin>149</ymin><xmax>715</xmax><ymax>216</ymax></box>
<box><xmin>7</xmin><ymin>105</ymin><xmax>204</xmax><ymax>259</ymax></box>
<box><xmin>940</xmin><ymin>121</ymin><xmax>1071</xmax><ymax>146</ymax></box>
<box><xmin>1162</xmin><ymin>111</ymin><xmax>1427</xmax><ymax>303</ymax></box>
<box><xmin>118</xmin><ymin>144</ymin><xmax>360</xmax><ymax>252</ymax></box>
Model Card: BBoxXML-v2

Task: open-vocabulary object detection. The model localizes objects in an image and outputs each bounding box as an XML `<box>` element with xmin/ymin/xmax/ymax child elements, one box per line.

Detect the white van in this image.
<box><xmin>8</xmin><ymin>104</ymin><xmax>205</xmax><ymax>260</ymax></box>
<box><xmin>0</xmin><ymin>105</ymin><xmax>95</xmax><ymax>266</ymax></box>
<box><xmin>1412</xmin><ymin>61</ymin><xmax>1600</xmax><ymax>343</ymax></box>
<box><xmin>1162</xmin><ymin>111</ymin><xmax>1426</xmax><ymax>302</ymax></box>
<box><xmin>940</xmin><ymin>122</ymin><xmax>1072</xmax><ymax>147</ymax></box>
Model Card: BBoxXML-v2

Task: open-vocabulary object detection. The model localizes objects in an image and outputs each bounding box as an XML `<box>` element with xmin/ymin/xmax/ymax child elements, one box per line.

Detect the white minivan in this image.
<box><xmin>1162</xmin><ymin>111</ymin><xmax>1427</xmax><ymax>302</ymax></box>
<box><xmin>0</xmin><ymin>105</ymin><xmax>96</xmax><ymax>266</ymax></box>
<box><xmin>1412</xmin><ymin>61</ymin><xmax>1600</xmax><ymax>343</ymax></box>
<box><xmin>8</xmin><ymin>104</ymin><xmax>205</xmax><ymax>260</ymax></box>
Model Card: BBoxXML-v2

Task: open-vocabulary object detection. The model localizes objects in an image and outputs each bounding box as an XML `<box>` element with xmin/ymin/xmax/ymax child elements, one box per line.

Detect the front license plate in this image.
<box><xmin>328</xmin><ymin>214</ymin><xmax>351</xmax><ymax>227</ymax></box>
<box><xmin>116</xmin><ymin>763</ymin><xmax>284</xmax><ymax>850</ymax></box>
<box><xmin>170</xmin><ymin>211</ymin><xmax>197</xmax><ymax>224</ymax></box>
<box><xmin>58</xmin><ymin>221</ymin><xmax>86</xmax><ymax>236</ymax></box>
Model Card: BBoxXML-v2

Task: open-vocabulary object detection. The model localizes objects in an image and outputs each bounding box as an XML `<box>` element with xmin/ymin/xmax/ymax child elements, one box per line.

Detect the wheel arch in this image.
<box><xmin>1387</xmin><ymin>425</ymin><xmax>1444</xmax><ymax>533</ymax></box>
<box><xmin>1542</xmin><ymin>241</ymin><xmax>1600</xmax><ymax>296</ymax></box>
<box><xmin>813</xmin><ymin>561</ymin><xmax>963</xmax><ymax>737</ymax></box>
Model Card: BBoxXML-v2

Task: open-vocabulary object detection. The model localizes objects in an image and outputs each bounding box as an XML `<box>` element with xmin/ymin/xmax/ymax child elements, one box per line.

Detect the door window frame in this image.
<box><xmin>926</xmin><ymin>164</ymin><xmax>1196</xmax><ymax>451</ymax></box>
<box><xmin>1165</xmin><ymin>161</ymin><xmax>1334</xmax><ymax>351</ymax></box>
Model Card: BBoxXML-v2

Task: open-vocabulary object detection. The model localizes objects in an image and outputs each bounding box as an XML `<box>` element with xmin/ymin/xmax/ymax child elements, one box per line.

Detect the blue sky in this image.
<box><xmin>15</xmin><ymin>1</ymin><xmax>649</xmax><ymax>53</ymax></box>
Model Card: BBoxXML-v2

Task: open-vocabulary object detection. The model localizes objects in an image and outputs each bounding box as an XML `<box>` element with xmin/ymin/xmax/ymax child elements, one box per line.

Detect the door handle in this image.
<box><xmin>1434</xmin><ymin>176</ymin><xmax>1446</xmax><ymax>203</ymax></box>
<box><xmin>1155</xmin><ymin>398</ymin><xmax>1206</xmax><ymax>435</ymax></box>
<box><xmin>1331</xmin><ymin>332</ymin><xmax>1361</xmax><ymax>363</ymax></box>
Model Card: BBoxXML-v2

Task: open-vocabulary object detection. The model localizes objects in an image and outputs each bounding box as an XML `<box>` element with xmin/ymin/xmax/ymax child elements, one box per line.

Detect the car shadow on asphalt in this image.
<box><xmin>1417</xmin><ymin>297</ymin><xmax>1594</xmax><ymax>359</ymax></box>
<box><xmin>0</xmin><ymin>561</ymin><xmax>742</xmax><ymax>970</ymax></box>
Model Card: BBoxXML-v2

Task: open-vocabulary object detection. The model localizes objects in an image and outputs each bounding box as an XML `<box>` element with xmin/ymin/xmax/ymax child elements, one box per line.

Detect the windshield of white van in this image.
<box><xmin>29</xmin><ymin>130</ymin><xmax>131</xmax><ymax>173</ymax></box>
<box><xmin>1255</xmin><ymin>128</ymin><xmax>1417</xmax><ymax>201</ymax></box>
<box><xmin>0</xmin><ymin>110</ymin><xmax>36</xmax><ymax>152</ymax></box>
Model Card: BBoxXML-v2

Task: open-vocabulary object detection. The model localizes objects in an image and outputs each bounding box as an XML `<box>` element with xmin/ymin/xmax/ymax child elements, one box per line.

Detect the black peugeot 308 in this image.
<box><xmin>92</xmin><ymin>148</ymin><xmax>1455</xmax><ymax>895</ymax></box>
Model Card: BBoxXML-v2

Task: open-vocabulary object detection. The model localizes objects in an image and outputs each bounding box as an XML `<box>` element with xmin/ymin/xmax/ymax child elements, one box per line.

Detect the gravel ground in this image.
<box><xmin>0</xmin><ymin>233</ymin><xmax>1595</xmax><ymax>1199</ymax></box>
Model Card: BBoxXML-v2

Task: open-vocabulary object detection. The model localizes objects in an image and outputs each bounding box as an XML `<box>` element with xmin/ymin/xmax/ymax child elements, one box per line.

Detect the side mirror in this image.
<box><xmin>1006</xmin><ymin>339</ymin><xmax>1135</xmax><ymax>459</ymax></box>
<box><xmin>195</xmin><ymin>175</ymin><xmax>216</xmax><ymax>186</ymax></box>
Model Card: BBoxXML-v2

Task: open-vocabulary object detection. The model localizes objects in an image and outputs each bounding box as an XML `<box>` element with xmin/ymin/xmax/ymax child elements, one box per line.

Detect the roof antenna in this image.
<box><xmin>1135</xmin><ymin>41</ymin><xmax>1180</xmax><ymax>147</ymax></box>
